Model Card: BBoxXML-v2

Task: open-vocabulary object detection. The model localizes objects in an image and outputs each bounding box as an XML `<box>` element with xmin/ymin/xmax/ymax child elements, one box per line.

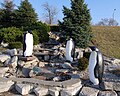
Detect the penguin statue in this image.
<box><xmin>88</xmin><ymin>46</ymin><xmax>104</xmax><ymax>85</ymax></box>
<box><xmin>65</xmin><ymin>38</ymin><xmax>75</xmax><ymax>62</ymax></box>
<box><xmin>23</xmin><ymin>30</ymin><xmax>33</xmax><ymax>57</ymax></box>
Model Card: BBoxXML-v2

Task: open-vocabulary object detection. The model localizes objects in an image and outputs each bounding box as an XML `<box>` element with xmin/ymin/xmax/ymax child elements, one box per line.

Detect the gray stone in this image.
<box><xmin>98</xmin><ymin>91</ymin><xmax>117</xmax><ymax>96</ymax></box>
<box><xmin>62</xmin><ymin>79</ymin><xmax>81</xmax><ymax>88</ymax></box>
<box><xmin>9</xmin><ymin>56</ymin><xmax>18</xmax><ymax>68</ymax></box>
<box><xmin>18</xmin><ymin>60</ymin><xmax>25</xmax><ymax>67</ymax></box>
<box><xmin>0</xmin><ymin>54</ymin><xmax>11</xmax><ymax>63</ymax></box>
<box><xmin>4</xmin><ymin>58</ymin><xmax>11</xmax><ymax>66</ymax></box>
<box><xmin>61</xmin><ymin>85</ymin><xmax>81</xmax><ymax>96</ymax></box>
<box><xmin>61</xmin><ymin>62</ymin><xmax>73</xmax><ymax>69</ymax></box>
<box><xmin>34</xmin><ymin>86</ymin><xmax>48</xmax><ymax>96</ymax></box>
<box><xmin>49</xmin><ymin>87</ymin><xmax>60</xmax><ymax>96</ymax></box>
<box><xmin>6</xmin><ymin>48</ymin><xmax>17</xmax><ymax>56</ymax></box>
<box><xmin>60</xmin><ymin>79</ymin><xmax>82</xmax><ymax>96</ymax></box>
<box><xmin>79</xmin><ymin>87</ymin><xmax>99</xmax><ymax>96</ymax></box>
<box><xmin>113</xmin><ymin>82</ymin><xmax>120</xmax><ymax>91</ymax></box>
<box><xmin>0</xmin><ymin>67</ymin><xmax>9</xmax><ymax>77</ymax></box>
<box><xmin>0</xmin><ymin>78</ymin><xmax>14</xmax><ymax>93</ymax></box>
<box><xmin>15</xmin><ymin>83</ymin><xmax>33</xmax><ymax>95</ymax></box>
<box><xmin>22</xmin><ymin>67</ymin><xmax>31</xmax><ymax>77</ymax></box>
<box><xmin>101</xmin><ymin>81</ymin><xmax>113</xmax><ymax>90</ymax></box>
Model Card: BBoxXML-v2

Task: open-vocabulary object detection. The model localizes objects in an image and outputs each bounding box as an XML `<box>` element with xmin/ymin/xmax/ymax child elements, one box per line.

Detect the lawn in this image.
<box><xmin>91</xmin><ymin>26</ymin><xmax>120</xmax><ymax>58</ymax></box>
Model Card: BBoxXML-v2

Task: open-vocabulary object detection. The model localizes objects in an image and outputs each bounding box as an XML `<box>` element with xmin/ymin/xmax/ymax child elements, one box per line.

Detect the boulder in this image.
<box><xmin>98</xmin><ymin>91</ymin><xmax>117</xmax><ymax>96</ymax></box>
<box><xmin>0</xmin><ymin>54</ymin><xmax>11</xmax><ymax>63</ymax></box>
<box><xmin>0</xmin><ymin>78</ymin><xmax>14</xmax><ymax>93</ymax></box>
<box><xmin>6</xmin><ymin>48</ymin><xmax>17</xmax><ymax>56</ymax></box>
<box><xmin>0</xmin><ymin>67</ymin><xmax>9</xmax><ymax>77</ymax></box>
<box><xmin>15</xmin><ymin>83</ymin><xmax>33</xmax><ymax>95</ymax></box>
<box><xmin>8</xmin><ymin>56</ymin><xmax>18</xmax><ymax>68</ymax></box>
<box><xmin>79</xmin><ymin>87</ymin><xmax>99</xmax><ymax>96</ymax></box>
<box><xmin>34</xmin><ymin>86</ymin><xmax>48</xmax><ymax>96</ymax></box>
<box><xmin>49</xmin><ymin>87</ymin><xmax>60</xmax><ymax>96</ymax></box>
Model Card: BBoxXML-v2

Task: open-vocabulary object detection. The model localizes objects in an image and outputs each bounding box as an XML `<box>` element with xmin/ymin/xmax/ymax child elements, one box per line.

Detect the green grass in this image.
<box><xmin>91</xmin><ymin>26</ymin><xmax>120</xmax><ymax>59</ymax></box>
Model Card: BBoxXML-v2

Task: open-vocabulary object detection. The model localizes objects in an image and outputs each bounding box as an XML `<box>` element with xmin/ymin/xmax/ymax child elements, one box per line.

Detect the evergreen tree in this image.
<box><xmin>16</xmin><ymin>0</ymin><xmax>38</xmax><ymax>28</ymax></box>
<box><xmin>59</xmin><ymin>0</ymin><xmax>92</xmax><ymax>48</ymax></box>
<box><xmin>0</xmin><ymin>0</ymin><xmax>16</xmax><ymax>28</ymax></box>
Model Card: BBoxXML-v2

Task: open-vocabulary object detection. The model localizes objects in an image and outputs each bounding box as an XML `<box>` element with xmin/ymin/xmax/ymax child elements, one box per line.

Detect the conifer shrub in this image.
<box><xmin>78</xmin><ymin>57</ymin><xmax>89</xmax><ymax>71</ymax></box>
<box><xmin>0</xmin><ymin>27</ymin><xmax>23</xmax><ymax>43</ymax></box>
<box><xmin>9</xmin><ymin>42</ymin><xmax>22</xmax><ymax>49</ymax></box>
<box><xmin>83</xmin><ymin>52</ymin><xmax>91</xmax><ymax>60</ymax></box>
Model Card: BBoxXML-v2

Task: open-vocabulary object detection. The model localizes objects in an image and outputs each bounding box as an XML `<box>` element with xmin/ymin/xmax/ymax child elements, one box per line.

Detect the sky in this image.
<box><xmin>0</xmin><ymin>0</ymin><xmax>120</xmax><ymax>25</ymax></box>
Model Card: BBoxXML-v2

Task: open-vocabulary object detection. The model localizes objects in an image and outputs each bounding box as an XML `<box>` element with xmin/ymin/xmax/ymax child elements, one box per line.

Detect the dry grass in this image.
<box><xmin>91</xmin><ymin>26</ymin><xmax>120</xmax><ymax>58</ymax></box>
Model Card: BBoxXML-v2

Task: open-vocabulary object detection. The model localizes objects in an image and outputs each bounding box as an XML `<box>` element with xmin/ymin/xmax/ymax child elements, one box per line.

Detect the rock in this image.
<box><xmin>98</xmin><ymin>91</ymin><xmax>117</xmax><ymax>96</ymax></box>
<box><xmin>53</xmin><ymin>76</ymin><xmax>61</xmax><ymax>82</ymax></box>
<box><xmin>0</xmin><ymin>67</ymin><xmax>9</xmax><ymax>77</ymax></box>
<box><xmin>113</xmin><ymin>82</ymin><xmax>120</xmax><ymax>91</ymax></box>
<box><xmin>6</xmin><ymin>48</ymin><xmax>17</xmax><ymax>56</ymax></box>
<box><xmin>61</xmin><ymin>85</ymin><xmax>81</xmax><ymax>96</ymax></box>
<box><xmin>38</xmin><ymin>61</ymin><xmax>45</xmax><ymax>67</ymax></box>
<box><xmin>79</xmin><ymin>87</ymin><xmax>99</xmax><ymax>96</ymax></box>
<box><xmin>15</xmin><ymin>83</ymin><xmax>33</xmax><ymax>95</ymax></box>
<box><xmin>1</xmin><ymin>42</ymin><xmax>8</xmax><ymax>47</ymax></box>
<box><xmin>101</xmin><ymin>81</ymin><xmax>113</xmax><ymax>90</ymax></box>
<box><xmin>75</xmin><ymin>48</ymin><xmax>84</xmax><ymax>59</ymax></box>
<box><xmin>55</xmin><ymin>69</ymin><xmax>69</xmax><ymax>73</ymax></box>
<box><xmin>61</xmin><ymin>62</ymin><xmax>73</xmax><ymax>69</ymax></box>
<box><xmin>49</xmin><ymin>87</ymin><xmax>60</xmax><ymax>96</ymax></box>
<box><xmin>84</xmin><ymin>47</ymin><xmax>92</xmax><ymax>52</ymax></box>
<box><xmin>0</xmin><ymin>78</ymin><xmax>14</xmax><ymax>93</ymax></box>
<box><xmin>0</xmin><ymin>54</ymin><xmax>11</xmax><ymax>63</ymax></box>
<box><xmin>4</xmin><ymin>58</ymin><xmax>11</xmax><ymax>66</ymax></box>
<box><xmin>22</xmin><ymin>67</ymin><xmax>31</xmax><ymax>77</ymax></box>
<box><xmin>18</xmin><ymin>60</ymin><xmax>25</xmax><ymax>67</ymax></box>
<box><xmin>19</xmin><ymin>56</ymin><xmax>36</xmax><ymax>62</ymax></box>
<box><xmin>61</xmin><ymin>79</ymin><xmax>82</xmax><ymax>96</ymax></box>
<box><xmin>8</xmin><ymin>56</ymin><xmax>18</xmax><ymax>68</ymax></box>
<box><xmin>34</xmin><ymin>86</ymin><xmax>48</xmax><ymax>96</ymax></box>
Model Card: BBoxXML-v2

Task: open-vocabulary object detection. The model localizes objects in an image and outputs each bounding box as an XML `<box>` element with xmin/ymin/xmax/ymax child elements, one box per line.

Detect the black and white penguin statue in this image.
<box><xmin>88</xmin><ymin>46</ymin><xmax>104</xmax><ymax>85</ymax></box>
<box><xmin>65</xmin><ymin>38</ymin><xmax>75</xmax><ymax>62</ymax></box>
<box><xmin>23</xmin><ymin>30</ymin><xmax>33</xmax><ymax>57</ymax></box>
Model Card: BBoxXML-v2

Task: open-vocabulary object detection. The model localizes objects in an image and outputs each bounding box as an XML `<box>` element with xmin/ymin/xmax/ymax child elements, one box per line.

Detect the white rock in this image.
<box><xmin>1</xmin><ymin>42</ymin><xmax>8</xmax><ymax>47</ymax></box>
<box><xmin>34</xmin><ymin>86</ymin><xmax>48</xmax><ymax>96</ymax></box>
<box><xmin>0</xmin><ymin>54</ymin><xmax>11</xmax><ymax>63</ymax></box>
<box><xmin>15</xmin><ymin>84</ymin><xmax>33</xmax><ymax>95</ymax></box>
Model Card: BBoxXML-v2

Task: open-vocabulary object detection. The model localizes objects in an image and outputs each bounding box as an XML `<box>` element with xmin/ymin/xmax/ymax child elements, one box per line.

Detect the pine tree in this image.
<box><xmin>59</xmin><ymin>0</ymin><xmax>92</xmax><ymax>48</ymax></box>
<box><xmin>0</xmin><ymin>0</ymin><xmax>16</xmax><ymax>28</ymax></box>
<box><xmin>16</xmin><ymin>0</ymin><xmax>38</xmax><ymax>28</ymax></box>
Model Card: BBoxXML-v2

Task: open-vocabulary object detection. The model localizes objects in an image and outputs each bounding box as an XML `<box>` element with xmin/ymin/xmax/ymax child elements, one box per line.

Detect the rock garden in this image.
<box><xmin>0</xmin><ymin>40</ymin><xmax>120</xmax><ymax>96</ymax></box>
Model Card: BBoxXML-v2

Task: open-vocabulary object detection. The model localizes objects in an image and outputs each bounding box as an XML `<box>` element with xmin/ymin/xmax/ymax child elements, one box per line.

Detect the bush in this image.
<box><xmin>32</xmin><ymin>30</ymin><xmax>39</xmax><ymax>45</ymax></box>
<box><xmin>21</xmin><ymin>22</ymin><xmax>50</xmax><ymax>43</ymax></box>
<box><xmin>0</xmin><ymin>27</ymin><xmax>23</xmax><ymax>43</ymax></box>
<box><xmin>78</xmin><ymin>57</ymin><xmax>89</xmax><ymax>71</ymax></box>
<box><xmin>9</xmin><ymin>42</ymin><xmax>22</xmax><ymax>49</ymax></box>
<box><xmin>83</xmin><ymin>52</ymin><xmax>91</xmax><ymax>60</ymax></box>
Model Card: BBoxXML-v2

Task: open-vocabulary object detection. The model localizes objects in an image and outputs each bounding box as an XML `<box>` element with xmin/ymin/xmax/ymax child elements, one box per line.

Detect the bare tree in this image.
<box><xmin>42</xmin><ymin>2</ymin><xmax>58</xmax><ymax>24</ymax></box>
<box><xmin>95</xmin><ymin>18</ymin><xmax>118</xmax><ymax>26</ymax></box>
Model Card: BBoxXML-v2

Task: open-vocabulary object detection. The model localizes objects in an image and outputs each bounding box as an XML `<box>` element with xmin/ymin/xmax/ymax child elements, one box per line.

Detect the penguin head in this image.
<box><xmin>89</xmin><ymin>46</ymin><xmax>99</xmax><ymax>51</ymax></box>
<box><xmin>28</xmin><ymin>30</ymin><xmax>32</xmax><ymax>34</ymax></box>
